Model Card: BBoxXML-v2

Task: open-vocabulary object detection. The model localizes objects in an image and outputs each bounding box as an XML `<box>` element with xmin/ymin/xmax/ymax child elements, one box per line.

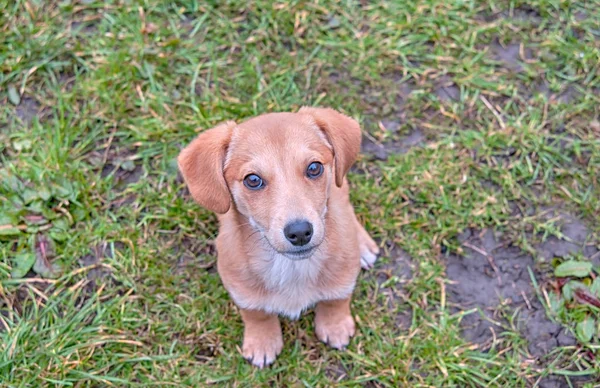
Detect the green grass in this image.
<box><xmin>1</xmin><ymin>0</ymin><xmax>600</xmax><ymax>386</ymax></box>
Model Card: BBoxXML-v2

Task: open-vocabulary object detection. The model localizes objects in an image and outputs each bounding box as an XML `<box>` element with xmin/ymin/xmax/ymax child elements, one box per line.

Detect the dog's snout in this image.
<box><xmin>284</xmin><ymin>221</ymin><xmax>313</xmax><ymax>246</ymax></box>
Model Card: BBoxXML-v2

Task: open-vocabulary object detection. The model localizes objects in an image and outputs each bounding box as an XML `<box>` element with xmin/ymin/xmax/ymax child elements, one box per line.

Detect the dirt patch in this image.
<box><xmin>535</xmin><ymin>82</ymin><xmax>581</xmax><ymax>104</ymax></box>
<box><xmin>373</xmin><ymin>243</ymin><xmax>416</xmax><ymax>330</ymax></box>
<box><xmin>395</xmin><ymin>81</ymin><xmax>415</xmax><ymax>112</ymax></box>
<box><xmin>434</xmin><ymin>76</ymin><xmax>460</xmax><ymax>102</ymax></box>
<box><xmin>472</xmin><ymin>143</ymin><xmax>519</xmax><ymax>168</ymax></box>
<box><xmin>101</xmin><ymin>160</ymin><xmax>144</xmax><ymax>188</ymax></box>
<box><xmin>0</xmin><ymin>278</ymin><xmax>53</xmax><ymax>332</ymax></box>
<box><xmin>57</xmin><ymin>72</ymin><xmax>76</xmax><ymax>93</ymax></box>
<box><xmin>489</xmin><ymin>40</ymin><xmax>534</xmax><ymax>73</ymax></box>
<box><xmin>108</xmin><ymin>193</ymin><xmax>138</xmax><ymax>211</ymax></box>
<box><xmin>171</xmin><ymin>236</ymin><xmax>216</xmax><ymax>275</ymax></box>
<box><xmin>361</xmin><ymin>127</ymin><xmax>425</xmax><ymax>161</ymax></box>
<box><xmin>538</xmin><ymin>374</ymin><xmax>598</xmax><ymax>388</ymax></box>
<box><xmin>534</xmin><ymin>209</ymin><xmax>599</xmax><ymax>265</ymax></box>
<box><xmin>14</xmin><ymin>97</ymin><xmax>42</xmax><ymax>126</ymax></box>
<box><xmin>445</xmin><ymin>228</ymin><xmax>576</xmax><ymax>356</ymax></box>
<box><xmin>172</xmin><ymin>331</ymin><xmax>219</xmax><ymax>364</ymax></box>
<box><xmin>70</xmin><ymin>20</ymin><xmax>99</xmax><ymax>35</ymax></box>
<box><xmin>78</xmin><ymin>242</ymin><xmax>125</xmax><ymax>291</ymax></box>
<box><xmin>479</xmin><ymin>6</ymin><xmax>542</xmax><ymax>23</ymax></box>
<box><xmin>90</xmin><ymin>143</ymin><xmax>145</xmax><ymax>191</ymax></box>
<box><xmin>324</xmin><ymin>360</ymin><xmax>348</xmax><ymax>382</ymax></box>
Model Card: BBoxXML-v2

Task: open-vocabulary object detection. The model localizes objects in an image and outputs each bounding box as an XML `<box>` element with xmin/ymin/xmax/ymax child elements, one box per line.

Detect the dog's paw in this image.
<box><xmin>358</xmin><ymin>229</ymin><xmax>380</xmax><ymax>270</ymax></box>
<box><xmin>242</xmin><ymin>332</ymin><xmax>283</xmax><ymax>368</ymax></box>
<box><xmin>360</xmin><ymin>248</ymin><xmax>378</xmax><ymax>270</ymax></box>
<box><xmin>315</xmin><ymin>313</ymin><xmax>356</xmax><ymax>349</ymax></box>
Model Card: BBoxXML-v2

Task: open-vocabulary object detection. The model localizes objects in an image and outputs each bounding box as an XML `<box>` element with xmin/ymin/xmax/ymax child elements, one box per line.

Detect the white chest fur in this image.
<box><xmin>228</xmin><ymin>253</ymin><xmax>355</xmax><ymax>319</ymax></box>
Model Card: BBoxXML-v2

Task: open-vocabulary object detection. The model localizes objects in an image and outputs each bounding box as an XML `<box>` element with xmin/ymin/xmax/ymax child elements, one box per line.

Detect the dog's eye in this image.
<box><xmin>243</xmin><ymin>174</ymin><xmax>264</xmax><ymax>190</ymax></box>
<box><xmin>306</xmin><ymin>162</ymin><xmax>324</xmax><ymax>179</ymax></box>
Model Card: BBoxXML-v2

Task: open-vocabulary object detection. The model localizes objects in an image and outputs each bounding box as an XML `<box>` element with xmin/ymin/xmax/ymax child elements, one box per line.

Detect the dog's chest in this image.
<box><xmin>231</xmin><ymin>254</ymin><xmax>354</xmax><ymax>319</ymax></box>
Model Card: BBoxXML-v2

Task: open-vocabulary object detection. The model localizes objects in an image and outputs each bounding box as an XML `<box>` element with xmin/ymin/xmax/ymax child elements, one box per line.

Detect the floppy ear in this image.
<box><xmin>177</xmin><ymin>121</ymin><xmax>236</xmax><ymax>214</ymax></box>
<box><xmin>299</xmin><ymin>107</ymin><xmax>362</xmax><ymax>187</ymax></box>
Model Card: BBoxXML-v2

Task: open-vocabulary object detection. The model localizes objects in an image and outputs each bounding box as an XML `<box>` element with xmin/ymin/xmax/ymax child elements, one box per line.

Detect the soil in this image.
<box><xmin>537</xmin><ymin>374</ymin><xmax>598</xmax><ymax>388</ymax></box>
<box><xmin>446</xmin><ymin>228</ymin><xmax>549</xmax><ymax>349</ymax></box>
<box><xmin>480</xmin><ymin>6</ymin><xmax>542</xmax><ymax>23</ymax></box>
<box><xmin>14</xmin><ymin>96</ymin><xmax>42</xmax><ymax>126</ymax></box>
<box><xmin>78</xmin><ymin>241</ymin><xmax>125</xmax><ymax>291</ymax></box>
<box><xmin>170</xmin><ymin>236</ymin><xmax>217</xmax><ymax>275</ymax></box>
<box><xmin>535</xmin><ymin>209</ymin><xmax>599</xmax><ymax>263</ymax></box>
<box><xmin>489</xmin><ymin>40</ymin><xmax>533</xmax><ymax>73</ymax></box>
<box><xmin>324</xmin><ymin>360</ymin><xmax>348</xmax><ymax>382</ymax></box>
<box><xmin>434</xmin><ymin>76</ymin><xmax>460</xmax><ymax>102</ymax></box>
<box><xmin>444</xmin><ymin>226</ymin><xmax>594</xmax><ymax>356</ymax></box>
<box><xmin>361</xmin><ymin>127</ymin><xmax>425</xmax><ymax>161</ymax></box>
<box><xmin>446</xmin><ymin>216</ymin><xmax>597</xmax><ymax>384</ymax></box>
<box><xmin>373</xmin><ymin>243</ymin><xmax>416</xmax><ymax>330</ymax></box>
<box><xmin>93</xmin><ymin>144</ymin><xmax>145</xmax><ymax>192</ymax></box>
<box><xmin>535</xmin><ymin>82</ymin><xmax>581</xmax><ymax>104</ymax></box>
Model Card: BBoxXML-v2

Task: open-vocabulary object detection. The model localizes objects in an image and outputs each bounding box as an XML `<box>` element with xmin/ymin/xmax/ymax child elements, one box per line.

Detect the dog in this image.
<box><xmin>178</xmin><ymin>107</ymin><xmax>379</xmax><ymax>368</ymax></box>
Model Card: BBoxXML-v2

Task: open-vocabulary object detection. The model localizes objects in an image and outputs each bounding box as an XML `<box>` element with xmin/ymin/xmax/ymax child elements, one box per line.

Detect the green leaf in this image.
<box><xmin>0</xmin><ymin>224</ymin><xmax>21</xmax><ymax>236</ymax></box>
<box><xmin>51</xmin><ymin>218</ymin><xmax>70</xmax><ymax>232</ymax></box>
<box><xmin>591</xmin><ymin>277</ymin><xmax>600</xmax><ymax>298</ymax></box>
<box><xmin>33</xmin><ymin>260</ymin><xmax>62</xmax><ymax>278</ymax></box>
<box><xmin>548</xmin><ymin>292</ymin><xmax>564</xmax><ymax>316</ymax></box>
<box><xmin>8</xmin><ymin>85</ymin><xmax>21</xmax><ymax>106</ymax></box>
<box><xmin>11</xmin><ymin>253</ymin><xmax>36</xmax><ymax>278</ymax></box>
<box><xmin>555</xmin><ymin>260</ymin><xmax>593</xmax><ymax>278</ymax></box>
<box><xmin>52</xmin><ymin>183</ymin><xmax>72</xmax><ymax>199</ymax></box>
<box><xmin>21</xmin><ymin>188</ymin><xmax>40</xmax><ymax>204</ymax></box>
<box><xmin>576</xmin><ymin>317</ymin><xmax>595</xmax><ymax>343</ymax></box>
<box><xmin>49</xmin><ymin>230</ymin><xmax>69</xmax><ymax>242</ymax></box>
<box><xmin>27</xmin><ymin>200</ymin><xmax>45</xmax><ymax>214</ymax></box>
<box><xmin>52</xmin><ymin>178</ymin><xmax>76</xmax><ymax>200</ymax></box>
<box><xmin>2</xmin><ymin>173</ymin><xmax>24</xmax><ymax>192</ymax></box>
<box><xmin>7</xmin><ymin>194</ymin><xmax>24</xmax><ymax>209</ymax></box>
<box><xmin>72</xmin><ymin>207</ymin><xmax>89</xmax><ymax>222</ymax></box>
<box><xmin>562</xmin><ymin>280</ymin><xmax>587</xmax><ymax>301</ymax></box>
<box><xmin>120</xmin><ymin>159</ymin><xmax>136</xmax><ymax>172</ymax></box>
<box><xmin>32</xmin><ymin>234</ymin><xmax>62</xmax><ymax>279</ymax></box>
<box><xmin>13</xmin><ymin>138</ymin><xmax>33</xmax><ymax>152</ymax></box>
<box><xmin>38</xmin><ymin>186</ymin><xmax>52</xmax><ymax>201</ymax></box>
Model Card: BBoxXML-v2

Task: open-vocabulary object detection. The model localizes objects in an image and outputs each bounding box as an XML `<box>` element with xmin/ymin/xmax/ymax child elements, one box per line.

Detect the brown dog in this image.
<box><xmin>178</xmin><ymin>107</ymin><xmax>379</xmax><ymax>368</ymax></box>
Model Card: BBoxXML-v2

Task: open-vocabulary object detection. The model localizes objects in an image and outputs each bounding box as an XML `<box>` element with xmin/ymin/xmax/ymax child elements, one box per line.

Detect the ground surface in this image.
<box><xmin>1</xmin><ymin>1</ymin><xmax>600</xmax><ymax>386</ymax></box>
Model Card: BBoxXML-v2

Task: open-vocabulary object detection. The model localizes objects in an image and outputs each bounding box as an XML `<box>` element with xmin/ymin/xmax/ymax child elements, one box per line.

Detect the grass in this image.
<box><xmin>1</xmin><ymin>0</ymin><xmax>600</xmax><ymax>386</ymax></box>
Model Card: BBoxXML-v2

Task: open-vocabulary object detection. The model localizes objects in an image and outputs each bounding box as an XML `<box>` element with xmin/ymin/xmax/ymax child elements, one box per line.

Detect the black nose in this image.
<box><xmin>284</xmin><ymin>220</ymin><xmax>313</xmax><ymax>246</ymax></box>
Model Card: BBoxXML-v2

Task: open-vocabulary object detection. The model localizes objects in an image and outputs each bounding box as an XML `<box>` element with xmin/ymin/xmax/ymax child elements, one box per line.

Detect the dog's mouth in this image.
<box><xmin>281</xmin><ymin>246</ymin><xmax>317</xmax><ymax>260</ymax></box>
<box><xmin>247</xmin><ymin>218</ymin><xmax>323</xmax><ymax>260</ymax></box>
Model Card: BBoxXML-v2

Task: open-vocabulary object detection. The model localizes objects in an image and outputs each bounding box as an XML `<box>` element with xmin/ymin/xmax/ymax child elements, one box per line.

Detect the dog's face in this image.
<box><xmin>178</xmin><ymin>108</ymin><xmax>361</xmax><ymax>260</ymax></box>
<box><xmin>224</xmin><ymin>113</ymin><xmax>334</xmax><ymax>259</ymax></box>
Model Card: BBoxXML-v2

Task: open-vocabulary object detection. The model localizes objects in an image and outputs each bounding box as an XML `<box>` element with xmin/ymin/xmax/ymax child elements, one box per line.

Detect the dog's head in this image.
<box><xmin>178</xmin><ymin>107</ymin><xmax>361</xmax><ymax>260</ymax></box>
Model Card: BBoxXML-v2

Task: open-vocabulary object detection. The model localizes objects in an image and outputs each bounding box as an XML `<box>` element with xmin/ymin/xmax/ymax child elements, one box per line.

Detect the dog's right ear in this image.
<box><xmin>177</xmin><ymin>121</ymin><xmax>236</xmax><ymax>214</ymax></box>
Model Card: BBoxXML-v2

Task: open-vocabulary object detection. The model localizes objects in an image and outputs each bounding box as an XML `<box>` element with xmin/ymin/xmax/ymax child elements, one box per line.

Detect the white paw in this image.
<box><xmin>360</xmin><ymin>249</ymin><xmax>378</xmax><ymax>269</ymax></box>
<box><xmin>356</xmin><ymin>224</ymin><xmax>379</xmax><ymax>270</ymax></box>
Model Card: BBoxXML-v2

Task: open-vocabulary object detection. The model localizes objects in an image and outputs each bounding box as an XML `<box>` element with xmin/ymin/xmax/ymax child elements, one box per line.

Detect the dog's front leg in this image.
<box><xmin>314</xmin><ymin>297</ymin><xmax>356</xmax><ymax>349</ymax></box>
<box><xmin>239</xmin><ymin>308</ymin><xmax>283</xmax><ymax>368</ymax></box>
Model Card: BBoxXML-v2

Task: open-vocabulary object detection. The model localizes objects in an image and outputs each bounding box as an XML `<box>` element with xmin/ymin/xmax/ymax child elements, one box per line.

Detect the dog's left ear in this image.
<box><xmin>299</xmin><ymin>107</ymin><xmax>362</xmax><ymax>187</ymax></box>
<box><xmin>177</xmin><ymin>121</ymin><xmax>236</xmax><ymax>214</ymax></box>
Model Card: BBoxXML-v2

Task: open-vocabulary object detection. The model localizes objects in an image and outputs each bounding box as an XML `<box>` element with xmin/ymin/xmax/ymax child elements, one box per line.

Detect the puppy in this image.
<box><xmin>178</xmin><ymin>107</ymin><xmax>379</xmax><ymax>368</ymax></box>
